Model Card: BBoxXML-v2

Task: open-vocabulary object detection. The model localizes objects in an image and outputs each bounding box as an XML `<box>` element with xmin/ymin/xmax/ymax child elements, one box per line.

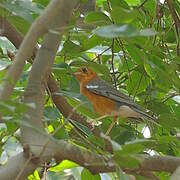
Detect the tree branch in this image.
<box><xmin>20</xmin><ymin>0</ymin><xmax>79</xmax><ymax>151</ymax></box>
<box><xmin>0</xmin><ymin>17</ymin><xmax>23</xmax><ymax>48</ymax></box>
<box><xmin>171</xmin><ymin>166</ymin><xmax>180</xmax><ymax>180</ymax></box>
<box><xmin>165</xmin><ymin>0</ymin><xmax>180</xmax><ymax>56</ymax></box>
<box><xmin>47</xmin><ymin>74</ymin><xmax>91</xmax><ymax>127</ymax></box>
<box><xmin>21</xmin><ymin>31</ymin><xmax>62</xmax><ymax>151</ymax></box>
<box><xmin>166</xmin><ymin>0</ymin><xmax>180</xmax><ymax>29</ymax></box>
<box><xmin>0</xmin><ymin>0</ymin><xmax>78</xmax><ymax>100</ymax></box>
<box><xmin>0</xmin><ymin>14</ymin><xmax>90</xmax><ymax>128</ymax></box>
<box><xmin>1</xmin><ymin>134</ymin><xmax>180</xmax><ymax>180</ymax></box>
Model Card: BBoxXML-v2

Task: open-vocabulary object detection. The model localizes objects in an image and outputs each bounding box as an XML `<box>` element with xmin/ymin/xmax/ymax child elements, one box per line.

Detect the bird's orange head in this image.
<box><xmin>73</xmin><ymin>67</ymin><xmax>97</xmax><ymax>83</ymax></box>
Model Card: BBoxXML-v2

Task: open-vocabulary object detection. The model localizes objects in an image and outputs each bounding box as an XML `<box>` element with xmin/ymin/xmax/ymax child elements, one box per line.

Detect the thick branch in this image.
<box><xmin>0</xmin><ymin>153</ymin><xmax>36</xmax><ymax>180</ymax></box>
<box><xmin>166</xmin><ymin>0</ymin><xmax>180</xmax><ymax>28</ymax></box>
<box><xmin>21</xmin><ymin>31</ymin><xmax>62</xmax><ymax>152</ymax></box>
<box><xmin>1</xmin><ymin>133</ymin><xmax>180</xmax><ymax>180</ymax></box>
<box><xmin>0</xmin><ymin>16</ymin><xmax>90</xmax><ymax>128</ymax></box>
<box><xmin>171</xmin><ymin>166</ymin><xmax>180</xmax><ymax>180</ymax></box>
<box><xmin>21</xmin><ymin>0</ymin><xmax>78</xmax><ymax>152</ymax></box>
<box><xmin>0</xmin><ymin>17</ymin><xmax>22</xmax><ymax>48</ymax></box>
<box><xmin>139</xmin><ymin>155</ymin><xmax>180</xmax><ymax>173</ymax></box>
<box><xmin>47</xmin><ymin>74</ymin><xmax>90</xmax><ymax>127</ymax></box>
<box><xmin>0</xmin><ymin>0</ymin><xmax>78</xmax><ymax>100</ymax></box>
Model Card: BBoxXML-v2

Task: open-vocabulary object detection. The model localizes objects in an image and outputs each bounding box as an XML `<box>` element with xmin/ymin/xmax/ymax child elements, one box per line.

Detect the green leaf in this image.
<box><xmin>33</xmin><ymin>170</ymin><xmax>40</xmax><ymax>180</ymax></box>
<box><xmin>66</xmin><ymin>96</ymin><xmax>97</xmax><ymax>119</ymax></box>
<box><xmin>43</xmin><ymin>106</ymin><xmax>60</xmax><ymax>122</ymax></box>
<box><xmin>124</xmin><ymin>0</ymin><xmax>141</xmax><ymax>6</ymax></box>
<box><xmin>110</xmin><ymin>125</ymin><xmax>137</xmax><ymax>145</ymax></box>
<box><xmin>5</xmin><ymin>121</ymin><xmax>17</xmax><ymax>135</ymax></box>
<box><xmin>165</xmin><ymin>29</ymin><xmax>176</xmax><ymax>43</ymax></box>
<box><xmin>53</xmin><ymin>127</ymin><xmax>68</xmax><ymax>140</ymax></box>
<box><xmin>0</xmin><ymin>123</ymin><xmax>7</xmax><ymax>132</ymax></box>
<box><xmin>96</xmin><ymin>0</ymin><xmax>106</xmax><ymax>6</ymax></box>
<box><xmin>82</xmin><ymin>35</ymin><xmax>103</xmax><ymax>51</ymax></box>
<box><xmin>0</xmin><ymin>37</ymin><xmax>16</xmax><ymax>53</ymax></box>
<box><xmin>84</xmin><ymin>11</ymin><xmax>111</xmax><ymax>25</ymax></box>
<box><xmin>33</xmin><ymin>0</ymin><xmax>49</xmax><ymax>7</ymax></box>
<box><xmin>63</xmin><ymin>40</ymin><xmax>84</xmax><ymax>56</ymax></box>
<box><xmin>88</xmin><ymin>62</ymin><xmax>112</xmax><ymax>81</ymax></box>
<box><xmin>0</xmin><ymin>60</ymin><xmax>11</xmax><ymax>71</ymax></box>
<box><xmin>0</xmin><ymin>100</ymin><xmax>30</xmax><ymax>117</ymax></box>
<box><xmin>49</xmin><ymin>160</ymin><xmax>79</xmax><ymax>172</ymax></box>
<box><xmin>8</xmin><ymin>16</ymin><xmax>30</xmax><ymax>34</ymax></box>
<box><xmin>116</xmin><ymin>167</ymin><xmax>129</xmax><ymax>180</ymax></box>
<box><xmin>81</xmin><ymin>169</ymin><xmax>101</xmax><ymax>180</ymax></box>
<box><xmin>144</xmin><ymin>0</ymin><xmax>155</xmax><ymax>12</ymax></box>
<box><xmin>111</xmin><ymin>7</ymin><xmax>138</xmax><ymax>23</ymax></box>
<box><xmin>70</xmin><ymin>120</ymin><xmax>92</xmax><ymax>136</ymax></box>
<box><xmin>127</xmin><ymin>70</ymin><xmax>150</xmax><ymax>95</ymax></box>
<box><xmin>93</xmin><ymin>25</ymin><xmax>156</xmax><ymax>38</ymax></box>
<box><xmin>114</xmin><ymin>153</ymin><xmax>140</xmax><ymax>168</ymax></box>
<box><xmin>126</xmin><ymin>45</ymin><xmax>144</xmax><ymax>65</ymax></box>
<box><xmin>93</xmin><ymin>24</ymin><xmax>137</xmax><ymax>38</ymax></box>
<box><xmin>139</xmin><ymin>29</ymin><xmax>157</xmax><ymax>36</ymax></box>
<box><xmin>109</xmin><ymin>0</ymin><xmax>129</xmax><ymax>9</ymax></box>
<box><xmin>88</xmin><ymin>135</ymin><xmax>106</xmax><ymax>149</ymax></box>
<box><xmin>144</xmin><ymin>56</ymin><xmax>173</xmax><ymax>90</ymax></box>
<box><xmin>3</xmin><ymin>137</ymin><xmax>22</xmax><ymax>157</ymax></box>
<box><xmin>121</xmin><ymin>139</ymin><xmax>155</xmax><ymax>154</ymax></box>
<box><xmin>0</xmin><ymin>0</ymin><xmax>42</xmax><ymax>23</ymax></box>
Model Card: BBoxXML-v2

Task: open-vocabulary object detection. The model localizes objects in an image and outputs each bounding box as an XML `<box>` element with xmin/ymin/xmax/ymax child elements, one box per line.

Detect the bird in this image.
<box><xmin>73</xmin><ymin>66</ymin><xmax>156</xmax><ymax>135</ymax></box>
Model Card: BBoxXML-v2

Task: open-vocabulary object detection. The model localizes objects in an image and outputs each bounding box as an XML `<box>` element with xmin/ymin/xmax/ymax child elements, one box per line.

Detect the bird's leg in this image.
<box><xmin>105</xmin><ymin>116</ymin><xmax>117</xmax><ymax>136</ymax></box>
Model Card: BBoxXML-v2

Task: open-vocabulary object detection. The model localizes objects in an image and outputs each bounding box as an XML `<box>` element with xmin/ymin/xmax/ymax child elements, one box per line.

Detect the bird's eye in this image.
<box><xmin>81</xmin><ymin>67</ymin><xmax>88</xmax><ymax>73</ymax></box>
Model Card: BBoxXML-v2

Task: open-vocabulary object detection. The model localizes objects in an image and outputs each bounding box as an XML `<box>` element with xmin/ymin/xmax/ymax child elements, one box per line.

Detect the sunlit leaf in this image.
<box><xmin>124</xmin><ymin>0</ymin><xmax>141</xmax><ymax>6</ymax></box>
<box><xmin>0</xmin><ymin>60</ymin><xmax>11</xmax><ymax>71</ymax></box>
<box><xmin>81</xmin><ymin>169</ymin><xmax>101</xmax><ymax>180</ymax></box>
<box><xmin>49</xmin><ymin>160</ymin><xmax>79</xmax><ymax>172</ymax></box>
<box><xmin>85</xmin><ymin>11</ymin><xmax>111</xmax><ymax>25</ymax></box>
<box><xmin>111</xmin><ymin>7</ymin><xmax>138</xmax><ymax>23</ymax></box>
<box><xmin>93</xmin><ymin>24</ymin><xmax>156</xmax><ymax>38</ymax></box>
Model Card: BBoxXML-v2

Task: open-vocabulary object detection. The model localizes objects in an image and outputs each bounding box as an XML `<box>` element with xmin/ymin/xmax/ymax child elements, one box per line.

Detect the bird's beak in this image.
<box><xmin>72</xmin><ymin>71</ymin><xmax>81</xmax><ymax>77</ymax></box>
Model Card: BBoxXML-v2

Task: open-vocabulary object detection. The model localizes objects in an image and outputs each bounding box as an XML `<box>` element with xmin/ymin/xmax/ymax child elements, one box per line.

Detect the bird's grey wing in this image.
<box><xmin>86</xmin><ymin>78</ymin><xmax>138</xmax><ymax>109</ymax></box>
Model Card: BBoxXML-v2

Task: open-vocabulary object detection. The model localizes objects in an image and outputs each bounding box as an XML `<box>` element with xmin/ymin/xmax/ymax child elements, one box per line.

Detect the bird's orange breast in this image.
<box><xmin>81</xmin><ymin>85</ymin><xmax>116</xmax><ymax>116</ymax></box>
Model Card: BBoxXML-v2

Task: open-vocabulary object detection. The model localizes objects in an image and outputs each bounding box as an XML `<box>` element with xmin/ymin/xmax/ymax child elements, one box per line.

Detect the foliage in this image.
<box><xmin>0</xmin><ymin>0</ymin><xmax>180</xmax><ymax>179</ymax></box>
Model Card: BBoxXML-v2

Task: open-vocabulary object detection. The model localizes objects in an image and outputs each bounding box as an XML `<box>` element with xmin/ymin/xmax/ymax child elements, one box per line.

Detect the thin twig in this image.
<box><xmin>166</xmin><ymin>0</ymin><xmax>180</xmax><ymax>56</ymax></box>
<box><xmin>116</xmin><ymin>39</ymin><xmax>132</xmax><ymax>85</ymax></box>
<box><xmin>162</xmin><ymin>93</ymin><xmax>179</xmax><ymax>103</ymax></box>
<box><xmin>111</xmin><ymin>39</ymin><xmax>117</xmax><ymax>88</ymax></box>
<box><xmin>133</xmin><ymin>71</ymin><xmax>145</xmax><ymax>100</ymax></box>
<box><xmin>166</xmin><ymin>0</ymin><xmax>180</xmax><ymax>28</ymax></box>
<box><xmin>137</xmin><ymin>0</ymin><xmax>149</xmax><ymax>9</ymax></box>
<box><xmin>92</xmin><ymin>47</ymin><xmax>111</xmax><ymax>61</ymax></box>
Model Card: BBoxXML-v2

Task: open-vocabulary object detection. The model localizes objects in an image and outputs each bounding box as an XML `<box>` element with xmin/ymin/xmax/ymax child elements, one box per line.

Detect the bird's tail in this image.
<box><xmin>134</xmin><ymin>108</ymin><xmax>158</xmax><ymax>125</ymax></box>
